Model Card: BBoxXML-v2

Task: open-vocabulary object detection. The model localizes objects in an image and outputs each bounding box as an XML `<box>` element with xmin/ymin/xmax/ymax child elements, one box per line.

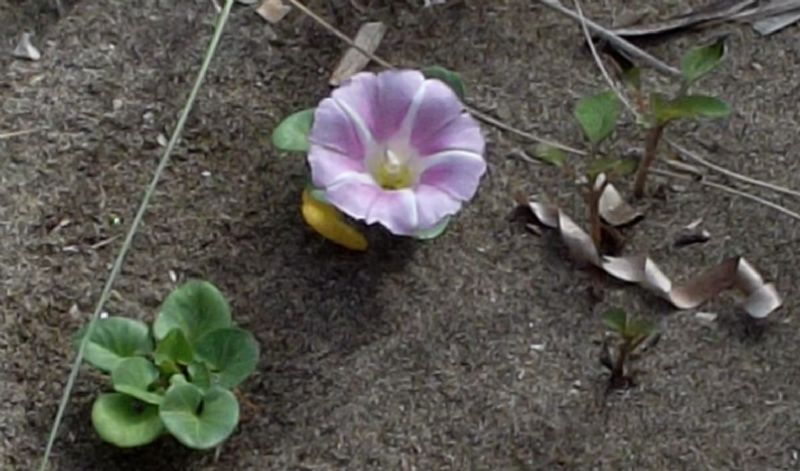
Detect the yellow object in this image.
<box><xmin>301</xmin><ymin>189</ymin><xmax>368</xmax><ymax>251</ymax></box>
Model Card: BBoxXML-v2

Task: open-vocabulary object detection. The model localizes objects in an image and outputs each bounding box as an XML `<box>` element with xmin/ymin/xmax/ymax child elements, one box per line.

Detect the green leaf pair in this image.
<box><xmin>602</xmin><ymin>308</ymin><xmax>656</xmax><ymax>347</ymax></box>
<box><xmin>75</xmin><ymin>281</ymin><xmax>259</xmax><ymax>450</ymax></box>
<box><xmin>575</xmin><ymin>90</ymin><xmax>622</xmax><ymax>146</ymax></box>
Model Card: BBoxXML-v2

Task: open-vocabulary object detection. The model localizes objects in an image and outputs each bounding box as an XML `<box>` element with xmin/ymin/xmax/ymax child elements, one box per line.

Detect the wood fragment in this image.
<box><xmin>329</xmin><ymin>22</ymin><xmax>387</xmax><ymax>86</ymax></box>
<box><xmin>256</xmin><ymin>0</ymin><xmax>291</xmax><ymax>24</ymax></box>
<box><xmin>12</xmin><ymin>32</ymin><xmax>41</xmax><ymax>61</ymax></box>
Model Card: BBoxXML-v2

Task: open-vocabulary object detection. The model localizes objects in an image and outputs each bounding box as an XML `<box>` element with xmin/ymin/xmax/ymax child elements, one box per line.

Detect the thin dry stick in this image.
<box><xmin>0</xmin><ymin>128</ymin><xmax>46</xmax><ymax>139</ymax></box>
<box><xmin>39</xmin><ymin>1</ymin><xmax>237</xmax><ymax>469</ymax></box>
<box><xmin>652</xmin><ymin>167</ymin><xmax>800</xmax><ymax>221</ymax></box>
<box><xmin>573</xmin><ymin>0</ymin><xmax>635</xmax><ymax>115</ymax></box>
<box><xmin>537</xmin><ymin>0</ymin><xmax>681</xmax><ymax>78</ymax></box>
<box><xmin>667</xmin><ymin>138</ymin><xmax>800</xmax><ymax>198</ymax></box>
<box><xmin>286</xmin><ymin>0</ymin><xmax>586</xmax><ymax>156</ymax></box>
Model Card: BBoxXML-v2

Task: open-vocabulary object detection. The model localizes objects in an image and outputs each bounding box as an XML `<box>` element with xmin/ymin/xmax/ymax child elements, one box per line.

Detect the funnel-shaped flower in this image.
<box><xmin>308</xmin><ymin>70</ymin><xmax>486</xmax><ymax>236</ymax></box>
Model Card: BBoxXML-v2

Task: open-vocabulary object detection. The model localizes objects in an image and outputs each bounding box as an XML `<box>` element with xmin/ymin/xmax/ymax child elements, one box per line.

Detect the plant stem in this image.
<box><xmin>612</xmin><ymin>341</ymin><xmax>631</xmax><ymax>385</ymax></box>
<box><xmin>589</xmin><ymin>176</ymin><xmax>606</xmax><ymax>249</ymax></box>
<box><xmin>633</xmin><ymin>123</ymin><xmax>665</xmax><ymax>198</ymax></box>
<box><xmin>38</xmin><ymin>2</ymin><xmax>236</xmax><ymax>469</ymax></box>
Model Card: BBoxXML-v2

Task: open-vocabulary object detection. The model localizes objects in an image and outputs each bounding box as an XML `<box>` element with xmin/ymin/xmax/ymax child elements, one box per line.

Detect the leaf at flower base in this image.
<box><xmin>73</xmin><ymin>317</ymin><xmax>154</xmax><ymax>373</ymax></box>
<box><xmin>653</xmin><ymin>94</ymin><xmax>731</xmax><ymax>124</ymax></box>
<box><xmin>111</xmin><ymin>357</ymin><xmax>164</xmax><ymax>405</ymax></box>
<box><xmin>194</xmin><ymin>328</ymin><xmax>260</xmax><ymax>389</ymax></box>
<box><xmin>91</xmin><ymin>393</ymin><xmax>165</xmax><ymax>448</ymax></box>
<box><xmin>301</xmin><ymin>188</ymin><xmax>368</xmax><ymax>251</ymax></box>
<box><xmin>412</xmin><ymin>216</ymin><xmax>451</xmax><ymax>240</ymax></box>
<box><xmin>305</xmin><ymin>183</ymin><xmax>328</xmax><ymax>203</ymax></box>
<box><xmin>154</xmin><ymin>329</ymin><xmax>194</xmax><ymax>372</ymax></box>
<box><xmin>602</xmin><ymin>308</ymin><xmax>628</xmax><ymax>334</ymax></box>
<box><xmin>574</xmin><ymin>90</ymin><xmax>622</xmax><ymax>145</ymax></box>
<box><xmin>680</xmin><ymin>36</ymin><xmax>726</xmax><ymax>85</ymax></box>
<box><xmin>422</xmin><ymin>65</ymin><xmax>466</xmax><ymax>99</ymax></box>
<box><xmin>271</xmin><ymin>108</ymin><xmax>315</xmax><ymax>152</ymax></box>
<box><xmin>159</xmin><ymin>382</ymin><xmax>239</xmax><ymax>450</ymax></box>
<box><xmin>153</xmin><ymin>281</ymin><xmax>232</xmax><ymax>344</ymax></box>
<box><xmin>532</xmin><ymin>143</ymin><xmax>566</xmax><ymax>167</ymax></box>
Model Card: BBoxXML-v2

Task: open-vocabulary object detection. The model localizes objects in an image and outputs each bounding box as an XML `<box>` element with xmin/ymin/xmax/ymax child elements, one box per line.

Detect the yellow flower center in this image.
<box><xmin>372</xmin><ymin>149</ymin><xmax>415</xmax><ymax>190</ymax></box>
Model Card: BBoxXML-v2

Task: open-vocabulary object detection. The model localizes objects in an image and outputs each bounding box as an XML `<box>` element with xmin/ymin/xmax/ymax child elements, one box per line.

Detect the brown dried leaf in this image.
<box><xmin>598</xmin><ymin>181</ymin><xmax>643</xmax><ymax>227</ymax></box>
<box><xmin>525</xmin><ymin>198</ymin><xmax>781</xmax><ymax>318</ymax></box>
<box><xmin>329</xmin><ymin>22</ymin><xmax>387</xmax><ymax>86</ymax></box>
<box><xmin>256</xmin><ymin>0</ymin><xmax>291</xmax><ymax>24</ymax></box>
<box><xmin>611</xmin><ymin>0</ymin><xmax>756</xmax><ymax>37</ymax></box>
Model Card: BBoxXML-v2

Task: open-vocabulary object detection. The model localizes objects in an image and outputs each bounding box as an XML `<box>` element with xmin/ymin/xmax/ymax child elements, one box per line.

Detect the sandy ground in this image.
<box><xmin>1</xmin><ymin>0</ymin><xmax>799</xmax><ymax>469</ymax></box>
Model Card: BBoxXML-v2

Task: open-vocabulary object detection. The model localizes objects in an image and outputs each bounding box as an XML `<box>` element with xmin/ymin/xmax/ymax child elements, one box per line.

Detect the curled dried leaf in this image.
<box><xmin>524</xmin><ymin>197</ymin><xmax>781</xmax><ymax>318</ymax></box>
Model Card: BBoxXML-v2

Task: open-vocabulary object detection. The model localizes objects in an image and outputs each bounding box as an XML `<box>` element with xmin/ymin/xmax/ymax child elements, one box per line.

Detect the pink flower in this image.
<box><xmin>307</xmin><ymin>70</ymin><xmax>486</xmax><ymax>236</ymax></box>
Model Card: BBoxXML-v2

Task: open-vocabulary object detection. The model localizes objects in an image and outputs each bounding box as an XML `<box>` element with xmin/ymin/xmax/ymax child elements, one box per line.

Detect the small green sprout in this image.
<box><xmin>600</xmin><ymin>308</ymin><xmax>659</xmax><ymax>389</ymax></box>
<box><xmin>74</xmin><ymin>281</ymin><xmax>259</xmax><ymax>449</ymax></box>
<box><xmin>632</xmin><ymin>37</ymin><xmax>730</xmax><ymax>197</ymax></box>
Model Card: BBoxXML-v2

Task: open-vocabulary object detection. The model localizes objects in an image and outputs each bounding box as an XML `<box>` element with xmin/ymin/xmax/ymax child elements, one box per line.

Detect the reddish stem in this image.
<box><xmin>633</xmin><ymin>124</ymin><xmax>665</xmax><ymax>198</ymax></box>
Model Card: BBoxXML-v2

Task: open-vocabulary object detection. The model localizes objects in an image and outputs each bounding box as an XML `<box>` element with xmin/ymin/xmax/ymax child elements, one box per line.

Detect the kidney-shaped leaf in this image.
<box><xmin>194</xmin><ymin>328</ymin><xmax>259</xmax><ymax>389</ymax></box>
<box><xmin>574</xmin><ymin>90</ymin><xmax>621</xmax><ymax>145</ymax></box>
<box><xmin>111</xmin><ymin>357</ymin><xmax>164</xmax><ymax>405</ymax></box>
<box><xmin>154</xmin><ymin>281</ymin><xmax>231</xmax><ymax>344</ymax></box>
<box><xmin>272</xmin><ymin>108</ymin><xmax>315</xmax><ymax>152</ymax></box>
<box><xmin>73</xmin><ymin>317</ymin><xmax>153</xmax><ymax>373</ymax></box>
<box><xmin>154</xmin><ymin>329</ymin><xmax>194</xmax><ymax>372</ymax></box>
<box><xmin>159</xmin><ymin>382</ymin><xmax>239</xmax><ymax>450</ymax></box>
<box><xmin>91</xmin><ymin>393</ymin><xmax>164</xmax><ymax>448</ymax></box>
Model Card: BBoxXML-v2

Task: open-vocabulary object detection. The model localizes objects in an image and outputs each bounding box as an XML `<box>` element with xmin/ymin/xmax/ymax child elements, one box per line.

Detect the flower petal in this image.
<box><xmin>415</xmin><ymin>184</ymin><xmax>462</xmax><ymax>230</ymax></box>
<box><xmin>374</xmin><ymin>70</ymin><xmax>426</xmax><ymax>141</ymax></box>
<box><xmin>419</xmin><ymin>150</ymin><xmax>487</xmax><ymax>201</ymax></box>
<box><xmin>308</xmin><ymin>145</ymin><xmax>366</xmax><ymax>188</ymax></box>
<box><xmin>324</xmin><ymin>173</ymin><xmax>382</xmax><ymax>221</ymax></box>
<box><xmin>309</xmin><ymin>98</ymin><xmax>365</xmax><ymax>159</ymax></box>
<box><xmin>366</xmin><ymin>189</ymin><xmax>419</xmax><ymax>236</ymax></box>
<box><xmin>414</xmin><ymin>113</ymin><xmax>485</xmax><ymax>157</ymax></box>
<box><xmin>409</xmin><ymin>79</ymin><xmax>465</xmax><ymax>153</ymax></box>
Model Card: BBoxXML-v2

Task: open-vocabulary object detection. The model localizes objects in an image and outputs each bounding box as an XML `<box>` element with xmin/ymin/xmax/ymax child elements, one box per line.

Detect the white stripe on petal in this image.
<box><xmin>395</xmin><ymin>82</ymin><xmax>428</xmax><ymax>141</ymax></box>
<box><xmin>333</xmin><ymin>97</ymin><xmax>377</xmax><ymax>153</ymax></box>
<box><xmin>420</xmin><ymin>149</ymin><xmax>485</xmax><ymax>171</ymax></box>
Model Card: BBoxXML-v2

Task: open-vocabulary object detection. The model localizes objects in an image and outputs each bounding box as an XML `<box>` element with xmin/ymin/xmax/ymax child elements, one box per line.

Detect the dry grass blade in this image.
<box><xmin>667</xmin><ymin>139</ymin><xmax>800</xmax><ymax>199</ymax></box>
<box><xmin>524</xmin><ymin>194</ymin><xmax>782</xmax><ymax>318</ymax></box>
<box><xmin>537</xmin><ymin>0</ymin><xmax>681</xmax><ymax>77</ymax></box>
<box><xmin>651</xmin><ymin>167</ymin><xmax>800</xmax><ymax>221</ymax></box>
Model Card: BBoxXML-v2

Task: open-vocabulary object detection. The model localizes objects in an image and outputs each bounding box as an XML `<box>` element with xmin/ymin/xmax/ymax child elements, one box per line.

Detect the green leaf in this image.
<box><xmin>111</xmin><ymin>357</ymin><xmax>164</xmax><ymax>405</ymax></box>
<box><xmin>91</xmin><ymin>393</ymin><xmax>164</xmax><ymax>448</ymax></box>
<box><xmin>412</xmin><ymin>216</ymin><xmax>451</xmax><ymax>240</ymax></box>
<box><xmin>532</xmin><ymin>143</ymin><xmax>566</xmax><ymax>167</ymax></box>
<box><xmin>154</xmin><ymin>329</ymin><xmax>194</xmax><ymax>372</ymax></box>
<box><xmin>626</xmin><ymin>317</ymin><xmax>656</xmax><ymax>345</ymax></box>
<box><xmin>305</xmin><ymin>183</ymin><xmax>328</xmax><ymax>203</ymax></box>
<box><xmin>153</xmin><ymin>281</ymin><xmax>232</xmax><ymax>344</ymax></box>
<box><xmin>159</xmin><ymin>383</ymin><xmax>239</xmax><ymax>450</ymax></box>
<box><xmin>188</xmin><ymin>361</ymin><xmax>212</xmax><ymax>389</ymax></box>
<box><xmin>194</xmin><ymin>328</ymin><xmax>260</xmax><ymax>389</ymax></box>
<box><xmin>680</xmin><ymin>36</ymin><xmax>726</xmax><ymax>85</ymax></box>
<box><xmin>622</xmin><ymin>66</ymin><xmax>642</xmax><ymax>92</ymax></box>
<box><xmin>422</xmin><ymin>65</ymin><xmax>466</xmax><ymax>99</ymax></box>
<box><xmin>73</xmin><ymin>317</ymin><xmax>153</xmax><ymax>373</ymax></box>
<box><xmin>602</xmin><ymin>308</ymin><xmax>627</xmax><ymax>334</ymax></box>
<box><xmin>653</xmin><ymin>94</ymin><xmax>730</xmax><ymax>124</ymax></box>
<box><xmin>271</xmin><ymin>108</ymin><xmax>315</xmax><ymax>152</ymax></box>
<box><xmin>574</xmin><ymin>90</ymin><xmax>621</xmax><ymax>145</ymax></box>
<box><xmin>586</xmin><ymin>154</ymin><xmax>639</xmax><ymax>181</ymax></box>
